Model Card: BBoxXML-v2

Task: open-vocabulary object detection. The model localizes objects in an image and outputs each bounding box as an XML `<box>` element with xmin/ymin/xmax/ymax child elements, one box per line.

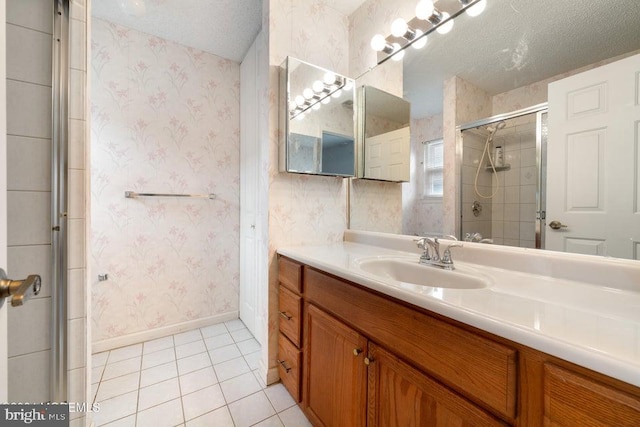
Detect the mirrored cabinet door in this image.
<box><xmin>279</xmin><ymin>57</ymin><xmax>356</xmax><ymax>177</ymax></box>
<box><xmin>357</xmin><ymin>86</ymin><xmax>411</xmax><ymax>182</ymax></box>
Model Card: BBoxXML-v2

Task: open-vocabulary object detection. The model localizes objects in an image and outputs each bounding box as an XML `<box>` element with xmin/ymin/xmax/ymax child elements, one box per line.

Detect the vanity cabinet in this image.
<box><xmin>543</xmin><ymin>364</ymin><xmax>640</xmax><ymax>426</ymax></box>
<box><xmin>277</xmin><ymin>256</ymin><xmax>640</xmax><ymax>426</ymax></box>
<box><xmin>367</xmin><ymin>343</ymin><xmax>507</xmax><ymax>427</ymax></box>
<box><xmin>277</xmin><ymin>257</ymin><xmax>303</xmax><ymax>401</ymax></box>
<box><xmin>303</xmin><ymin>304</ymin><xmax>367</xmax><ymax>427</ymax></box>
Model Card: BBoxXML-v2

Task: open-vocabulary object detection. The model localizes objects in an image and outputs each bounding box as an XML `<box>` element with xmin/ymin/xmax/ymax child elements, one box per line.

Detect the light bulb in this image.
<box><xmin>312</xmin><ymin>103</ymin><xmax>321</xmax><ymax>110</ymax></box>
<box><xmin>412</xmin><ymin>30</ymin><xmax>427</xmax><ymax>49</ymax></box>
<box><xmin>391</xmin><ymin>43</ymin><xmax>405</xmax><ymax>61</ymax></box>
<box><xmin>288</xmin><ymin>101</ymin><xmax>297</xmax><ymax>111</ymax></box>
<box><xmin>303</xmin><ymin>88</ymin><xmax>314</xmax><ymax>99</ymax></box>
<box><xmin>391</xmin><ymin>18</ymin><xmax>408</xmax><ymax>38</ymax></box>
<box><xmin>370</xmin><ymin>34</ymin><xmax>387</xmax><ymax>52</ymax></box>
<box><xmin>436</xmin><ymin>12</ymin><xmax>454</xmax><ymax>34</ymax></box>
<box><xmin>321</xmin><ymin>96</ymin><xmax>331</xmax><ymax>105</ymax></box>
<box><xmin>415</xmin><ymin>0</ymin><xmax>434</xmax><ymax>20</ymax></box>
<box><xmin>295</xmin><ymin>95</ymin><xmax>305</xmax><ymax>106</ymax></box>
<box><xmin>323</xmin><ymin>72</ymin><xmax>337</xmax><ymax>85</ymax></box>
<box><xmin>465</xmin><ymin>0</ymin><xmax>486</xmax><ymax>17</ymax></box>
<box><xmin>331</xmin><ymin>89</ymin><xmax>343</xmax><ymax>98</ymax></box>
<box><xmin>312</xmin><ymin>80</ymin><xmax>325</xmax><ymax>93</ymax></box>
<box><xmin>343</xmin><ymin>80</ymin><xmax>354</xmax><ymax>91</ymax></box>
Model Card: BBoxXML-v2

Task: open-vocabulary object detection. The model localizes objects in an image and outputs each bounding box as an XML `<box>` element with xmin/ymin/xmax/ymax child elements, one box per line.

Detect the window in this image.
<box><xmin>424</xmin><ymin>139</ymin><xmax>443</xmax><ymax>197</ymax></box>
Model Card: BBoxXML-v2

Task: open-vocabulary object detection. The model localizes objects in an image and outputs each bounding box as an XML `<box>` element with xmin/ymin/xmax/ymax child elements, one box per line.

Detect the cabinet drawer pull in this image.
<box><xmin>277</xmin><ymin>359</ymin><xmax>292</xmax><ymax>373</ymax></box>
<box><xmin>353</xmin><ymin>348</ymin><xmax>362</xmax><ymax>356</ymax></box>
<box><xmin>279</xmin><ymin>311</ymin><xmax>292</xmax><ymax>320</ymax></box>
<box><xmin>364</xmin><ymin>357</ymin><xmax>373</xmax><ymax>366</ymax></box>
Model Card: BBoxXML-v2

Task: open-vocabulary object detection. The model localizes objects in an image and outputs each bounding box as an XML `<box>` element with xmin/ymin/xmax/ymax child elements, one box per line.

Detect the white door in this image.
<box><xmin>0</xmin><ymin>1</ymin><xmax>8</xmax><ymax>400</ymax></box>
<box><xmin>364</xmin><ymin>127</ymin><xmax>410</xmax><ymax>181</ymax></box>
<box><xmin>239</xmin><ymin>34</ymin><xmax>260</xmax><ymax>340</ymax></box>
<box><xmin>546</xmin><ymin>53</ymin><xmax>640</xmax><ymax>259</ymax></box>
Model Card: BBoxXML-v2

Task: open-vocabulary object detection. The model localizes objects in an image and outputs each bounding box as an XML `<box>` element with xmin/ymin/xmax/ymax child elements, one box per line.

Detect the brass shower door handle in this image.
<box><xmin>0</xmin><ymin>268</ymin><xmax>42</xmax><ymax>307</ymax></box>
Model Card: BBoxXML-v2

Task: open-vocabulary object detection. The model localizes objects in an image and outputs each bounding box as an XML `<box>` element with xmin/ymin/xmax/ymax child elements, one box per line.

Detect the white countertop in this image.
<box><xmin>278</xmin><ymin>232</ymin><xmax>640</xmax><ymax>388</ymax></box>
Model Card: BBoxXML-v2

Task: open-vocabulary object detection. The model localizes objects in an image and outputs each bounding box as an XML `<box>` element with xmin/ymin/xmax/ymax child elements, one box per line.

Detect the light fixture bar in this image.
<box><xmin>289</xmin><ymin>79</ymin><xmax>350</xmax><ymax>119</ymax></box>
<box><xmin>373</xmin><ymin>0</ymin><xmax>487</xmax><ymax>65</ymax></box>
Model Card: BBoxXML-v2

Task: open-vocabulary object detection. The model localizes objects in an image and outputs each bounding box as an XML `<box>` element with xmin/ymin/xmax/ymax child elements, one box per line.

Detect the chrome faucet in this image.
<box><xmin>414</xmin><ymin>238</ymin><xmax>463</xmax><ymax>270</ymax></box>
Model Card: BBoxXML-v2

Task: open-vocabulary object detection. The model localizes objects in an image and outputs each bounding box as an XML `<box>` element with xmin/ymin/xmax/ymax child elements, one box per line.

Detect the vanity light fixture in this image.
<box><xmin>370</xmin><ymin>34</ymin><xmax>396</xmax><ymax>55</ymax></box>
<box><xmin>371</xmin><ymin>0</ymin><xmax>487</xmax><ymax>64</ymax></box>
<box><xmin>391</xmin><ymin>18</ymin><xmax>427</xmax><ymax>50</ymax></box>
<box><xmin>460</xmin><ymin>0</ymin><xmax>486</xmax><ymax>17</ymax></box>
<box><xmin>436</xmin><ymin>12</ymin><xmax>454</xmax><ymax>34</ymax></box>
<box><xmin>391</xmin><ymin>43</ymin><xmax>405</xmax><ymax>61</ymax></box>
<box><xmin>290</xmin><ymin>75</ymin><xmax>349</xmax><ymax>119</ymax></box>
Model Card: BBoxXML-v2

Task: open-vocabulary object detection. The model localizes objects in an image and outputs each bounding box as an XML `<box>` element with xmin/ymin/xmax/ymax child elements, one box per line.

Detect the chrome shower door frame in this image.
<box><xmin>51</xmin><ymin>0</ymin><xmax>69</xmax><ymax>402</ymax></box>
<box><xmin>457</xmin><ymin>103</ymin><xmax>548</xmax><ymax>247</ymax></box>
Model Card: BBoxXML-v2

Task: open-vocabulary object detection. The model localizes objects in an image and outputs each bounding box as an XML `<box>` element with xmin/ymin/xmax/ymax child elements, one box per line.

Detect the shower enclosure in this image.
<box><xmin>459</xmin><ymin>104</ymin><xmax>548</xmax><ymax>248</ymax></box>
<box><xmin>5</xmin><ymin>0</ymin><xmax>70</xmax><ymax>402</ymax></box>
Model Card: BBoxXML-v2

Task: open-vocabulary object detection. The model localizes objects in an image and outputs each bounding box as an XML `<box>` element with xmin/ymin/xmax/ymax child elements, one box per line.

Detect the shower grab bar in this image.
<box><xmin>125</xmin><ymin>191</ymin><xmax>216</xmax><ymax>199</ymax></box>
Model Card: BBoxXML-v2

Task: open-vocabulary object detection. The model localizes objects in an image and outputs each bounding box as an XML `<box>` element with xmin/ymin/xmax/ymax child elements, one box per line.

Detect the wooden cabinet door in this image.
<box><xmin>303</xmin><ymin>304</ymin><xmax>367</xmax><ymax>427</ymax></box>
<box><xmin>367</xmin><ymin>343</ymin><xmax>508</xmax><ymax>427</ymax></box>
<box><xmin>544</xmin><ymin>364</ymin><xmax>640</xmax><ymax>426</ymax></box>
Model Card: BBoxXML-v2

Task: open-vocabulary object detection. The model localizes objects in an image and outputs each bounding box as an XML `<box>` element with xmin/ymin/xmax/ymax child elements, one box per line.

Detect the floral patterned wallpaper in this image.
<box><xmin>266</xmin><ymin>0</ymin><xmax>351</xmax><ymax>380</ymax></box>
<box><xmin>91</xmin><ymin>19</ymin><xmax>240</xmax><ymax>342</ymax></box>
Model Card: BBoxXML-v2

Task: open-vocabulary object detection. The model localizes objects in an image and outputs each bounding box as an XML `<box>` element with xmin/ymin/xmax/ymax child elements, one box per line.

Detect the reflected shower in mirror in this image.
<box><xmin>358</xmin><ymin>86</ymin><xmax>411</xmax><ymax>182</ymax></box>
<box><xmin>459</xmin><ymin>106</ymin><xmax>546</xmax><ymax>250</ymax></box>
<box><xmin>349</xmin><ymin>0</ymin><xmax>640</xmax><ymax>261</ymax></box>
<box><xmin>279</xmin><ymin>57</ymin><xmax>356</xmax><ymax>177</ymax></box>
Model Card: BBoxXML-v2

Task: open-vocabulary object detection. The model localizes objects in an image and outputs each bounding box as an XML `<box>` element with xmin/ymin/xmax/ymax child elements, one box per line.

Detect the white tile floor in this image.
<box><xmin>92</xmin><ymin>319</ymin><xmax>312</xmax><ymax>427</ymax></box>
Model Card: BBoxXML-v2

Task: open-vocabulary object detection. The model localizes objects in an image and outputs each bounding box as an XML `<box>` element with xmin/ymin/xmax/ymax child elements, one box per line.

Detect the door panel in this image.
<box><xmin>547</xmin><ymin>53</ymin><xmax>640</xmax><ymax>258</ymax></box>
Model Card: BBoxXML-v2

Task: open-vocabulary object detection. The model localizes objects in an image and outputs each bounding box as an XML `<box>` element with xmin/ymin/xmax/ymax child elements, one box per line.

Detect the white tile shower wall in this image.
<box><xmin>5</xmin><ymin>0</ymin><xmax>53</xmax><ymax>403</ymax></box>
<box><xmin>403</xmin><ymin>114</ymin><xmax>444</xmax><ymax>236</ymax></box>
<box><xmin>490</xmin><ymin>118</ymin><xmax>537</xmax><ymax>248</ymax></box>
<box><xmin>90</xmin><ymin>19</ymin><xmax>240</xmax><ymax>344</ymax></box>
<box><xmin>69</xmin><ymin>0</ymin><xmax>89</xmax><ymax>424</ymax></box>
<box><xmin>461</xmin><ymin>130</ymin><xmax>493</xmax><ymax>240</ymax></box>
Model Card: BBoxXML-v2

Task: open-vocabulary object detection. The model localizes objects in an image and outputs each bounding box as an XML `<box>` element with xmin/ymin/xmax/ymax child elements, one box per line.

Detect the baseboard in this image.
<box><xmin>257</xmin><ymin>358</ymin><xmax>280</xmax><ymax>386</ymax></box>
<box><xmin>92</xmin><ymin>311</ymin><xmax>239</xmax><ymax>354</ymax></box>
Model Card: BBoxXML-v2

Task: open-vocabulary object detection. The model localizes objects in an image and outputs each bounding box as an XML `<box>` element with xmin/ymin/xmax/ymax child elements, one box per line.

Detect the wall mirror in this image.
<box><xmin>349</xmin><ymin>0</ymin><xmax>640</xmax><ymax>261</ymax></box>
<box><xmin>357</xmin><ymin>86</ymin><xmax>411</xmax><ymax>182</ymax></box>
<box><xmin>279</xmin><ymin>57</ymin><xmax>356</xmax><ymax>177</ymax></box>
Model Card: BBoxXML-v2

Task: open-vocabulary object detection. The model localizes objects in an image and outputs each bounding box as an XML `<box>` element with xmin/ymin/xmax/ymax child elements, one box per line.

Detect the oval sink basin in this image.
<box><xmin>357</xmin><ymin>257</ymin><xmax>489</xmax><ymax>289</ymax></box>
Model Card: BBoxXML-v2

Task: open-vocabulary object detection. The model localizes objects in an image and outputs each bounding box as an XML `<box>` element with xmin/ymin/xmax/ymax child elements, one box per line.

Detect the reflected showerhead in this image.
<box><xmin>486</xmin><ymin>120</ymin><xmax>507</xmax><ymax>133</ymax></box>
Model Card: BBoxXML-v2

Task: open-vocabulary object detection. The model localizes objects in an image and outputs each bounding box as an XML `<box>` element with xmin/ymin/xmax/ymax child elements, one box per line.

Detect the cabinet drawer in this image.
<box><xmin>544</xmin><ymin>364</ymin><xmax>640</xmax><ymax>426</ymax></box>
<box><xmin>279</xmin><ymin>285</ymin><xmax>302</xmax><ymax>347</ymax></box>
<box><xmin>305</xmin><ymin>267</ymin><xmax>517</xmax><ymax>420</ymax></box>
<box><xmin>279</xmin><ymin>256</ymin><xmax>302</xmax><ymax>293</ymax></box>
<box><xmin>278</xmin><ymin>334</ymin><xmax>301</xmax><ymax>402</ymax></box>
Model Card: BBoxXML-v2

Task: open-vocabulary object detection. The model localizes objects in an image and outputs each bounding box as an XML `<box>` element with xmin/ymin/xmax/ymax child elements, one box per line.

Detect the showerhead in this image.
<box><xmin>486</xmin><ymin>120</ymin><xmax>507</xmax><ymax>133</ymax></box>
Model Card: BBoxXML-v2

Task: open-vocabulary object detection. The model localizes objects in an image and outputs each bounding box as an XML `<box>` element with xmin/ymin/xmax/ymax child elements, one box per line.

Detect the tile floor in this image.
<box><xmin>91</xmin><ymin>319</ymin><xmax>312</xmax><ymax>427</ymax></box>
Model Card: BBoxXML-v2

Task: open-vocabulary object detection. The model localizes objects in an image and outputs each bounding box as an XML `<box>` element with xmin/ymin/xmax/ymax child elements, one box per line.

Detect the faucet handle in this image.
<box><xmin>413</xmin><ymin>237</ymin><xmax>428</xmax><ymax>249</ymax></box>
<box><xmin>414</xmin><ymin>238</ymin><xmax>432</xmax><ymax>261</ymax></box>
<box><xmin>442</xmin><ymin>243</ymin><xmax>463</xmax><ymax>264</ymax></box>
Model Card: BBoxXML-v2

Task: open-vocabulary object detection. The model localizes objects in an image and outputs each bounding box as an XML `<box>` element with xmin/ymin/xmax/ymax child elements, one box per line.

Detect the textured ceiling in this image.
<box><xmin>92</xmin><ymin>0</ymin><xmax>262</xmax><ymax>63</ymax></box>
<box><xmin>401</xmin><ymin>0</ymin><xmax>640</xmax><ymax>118</ymax></box>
